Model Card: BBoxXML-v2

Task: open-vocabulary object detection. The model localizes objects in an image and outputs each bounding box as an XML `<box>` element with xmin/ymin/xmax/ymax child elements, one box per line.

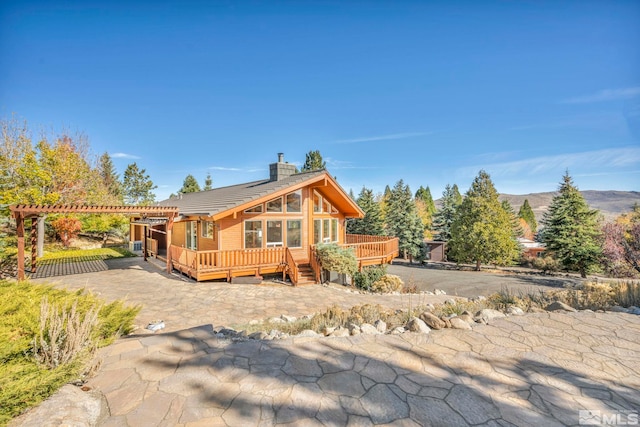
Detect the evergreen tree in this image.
<box><xmin>348</xmin><ymin>188</ymin><xmax>356</xmax><ymax>200</ymax></box>
<box><xmin>502</xmin><ymin>199</ymin><xmax>524</xmax><ymax>239</ymax></box>
<box><xmin>540</xmin><ymin>172</ymin><xmax>602</xmax><ymax>278</ymax></box>
<box><xmin>432</xmin><ymin>184</ymin><xmax>462</xmax><ymax>241</ymax></box>
<box><xmin>203</xmin><ymin>173</ymin><xmax>213</xmax><ymax>190</ymax></box>
<box><xmin>300</xmin><ymin>150</ymin><xmax>326</xmax><ymax>171</ymax></box>
<box><xmin>384</xmin><ymin>180</ymin><xmax>424</xmax><ymax>261</ymax></box>
<box><xmin>415</xmin><ymin>186</ymin><xmax>436</xmax><ymax>215</ymax></box>
<box><xmin>347</xmin><ymin>187</ymin><xmax>385</xmax><ymax>236</ymax></box>
<box><xmin>449</xmin><ymin>171</ymin><xmax>520</xmax><ymax>270</ymax></box>
<box><xmin>452</xmin><ymin>184</ymin><xmax>463</xmax><ymax>205</ymax></box>
<box><xmin>518</xmin><ymin>199</ymin><xmax>537</xmax><ymax>234</ymax></box>
<box><xmin>97</xmin><ymin>152</ymin><xmax>122</xmax><ymax>201</ymax></box>
<box><xmin>179</xmin><ymin>174</ymin><xmax>201</xmax><ymax>193</ymax></box>
<box><xmin>123</xmin><ymin>162</ymin><xmax>157</xmax><ymax>205</ymax></box>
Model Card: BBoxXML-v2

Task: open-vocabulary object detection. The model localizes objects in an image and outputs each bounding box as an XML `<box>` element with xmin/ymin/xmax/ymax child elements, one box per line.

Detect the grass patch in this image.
<box><xmin>39</xmin><ymin>247</ymin><xmax>136</xmax><ymax>264</ymax></box>
<box><xmin>0</xmin><ymin>280</ymin><xmax>140</xmax><ymax>425</ymax></box>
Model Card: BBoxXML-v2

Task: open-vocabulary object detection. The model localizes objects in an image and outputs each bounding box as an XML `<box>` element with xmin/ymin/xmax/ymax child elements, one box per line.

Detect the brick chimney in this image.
<box><xmin>269</xmin><ymin>153</ymin><xmax>296</xmax><ymax>181</ymax></box>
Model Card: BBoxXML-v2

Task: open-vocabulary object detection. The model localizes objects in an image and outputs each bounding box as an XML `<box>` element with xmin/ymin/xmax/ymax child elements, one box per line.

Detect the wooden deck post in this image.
<box><xmin>15</xmin><ymin>213</ymin><xmax>25</xmax><ymax>281</ymax></box>
<box><xmin>166</xmin><ymin>215</ymin><xmax>174</xmax><ymax>274</ymax></box>
<box><xmin>143</xmin><ymin>225</ymin><xmax>148</xmax><ymax>262</ymax></box>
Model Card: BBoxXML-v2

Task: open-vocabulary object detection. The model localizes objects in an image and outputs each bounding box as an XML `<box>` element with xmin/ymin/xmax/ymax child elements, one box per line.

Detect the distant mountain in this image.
<box><xmin>435</xmin><ymin>190</ymin><xmax>640</xmax><ymax>222</ymax></box>
<box><xmin>499</xmin><ymin>191</ymin><xmax>640</xmax><ymax>222</ymax></box>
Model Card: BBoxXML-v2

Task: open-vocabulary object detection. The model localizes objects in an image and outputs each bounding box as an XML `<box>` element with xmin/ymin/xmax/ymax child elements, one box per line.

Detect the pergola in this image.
<box><xmin>9</xmin><ymin>204</ymin><xmax>179</xmax><ymax>281</ymax></box>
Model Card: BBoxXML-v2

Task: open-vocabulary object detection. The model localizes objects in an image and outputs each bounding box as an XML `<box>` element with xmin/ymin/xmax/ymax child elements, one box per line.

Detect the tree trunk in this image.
<box><xmin>475</xmin><ymin>259</ymin><xmax>481</xmax><ymax>271</ymax></box>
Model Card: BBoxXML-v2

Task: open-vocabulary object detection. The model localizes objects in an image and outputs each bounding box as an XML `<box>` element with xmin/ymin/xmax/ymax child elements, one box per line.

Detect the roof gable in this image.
<box><xmin>157</xmin><ymin>170</ymin><xmax>363</xmax><ymax>220</ymax></box>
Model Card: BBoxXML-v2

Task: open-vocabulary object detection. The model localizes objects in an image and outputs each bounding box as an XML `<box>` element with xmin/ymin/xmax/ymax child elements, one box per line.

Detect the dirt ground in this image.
<box><xmin>387</xmin><ymin>260</ymin><xmax>583</xmax><ymax>298</ymax></box>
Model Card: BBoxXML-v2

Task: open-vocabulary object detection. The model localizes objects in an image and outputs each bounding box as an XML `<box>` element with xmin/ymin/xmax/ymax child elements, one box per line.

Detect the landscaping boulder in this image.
<box><xmin>374</xmin><ymin>319</ymin><xmax>387</xmax><ymax>333</ymax></box>
<box><xmin>406</xmin><ymin>317</ymin><xmax>431</xmax><ymax>334</ymax></box>
<box><xmin>296</xmin><ymin>329</ymin><xmax>320</xmax><ymax>337</ymax></box>
<box><xmin>475</xmin><ymin>309</ymin><xmax>506</xmax><ymax>324</ymax></box>
<box><xmin>506</xmin><ymin>306</ymin><xmax>525</xmax><ymax>316</ymax></box>
<box><xmin>545</xmin><ymin>301</ymin><xmax>577</xmax><ymax>312</ymax></box>
<box><xmin>457</xmin><ymin>313</ymin><xmax>475</xmax><ymax>324</ymax></box>
<box><xmin>390</xmin><ymin>326</ymin><xmax>406</xmax><ymax>334</ymax></box>
<box><xmin>330</xmin><ymin>327</ymin><xmax>350</xmax><ymax>337</ymax></box>
<box><xmin>360</xmin><ymin>323</ymin><xmax>380</xmax><ymax>335</ymax></box>
<box><xmin>449</xmin><ymin>317</ymin><xmax>472</xmax><ymax>330</ymax></box>
<box><xmin>419</xmin><ymin>311</ymin><xmax>446</xmax><ymax>330</ymax></box>
<box><xmin>348</xmin><ymin>323</ymin><xmax>361</xmax><ymax>336</ymax></box>
<box><xmin>608</xmin><ymin>306</ymin><xmax>629</xmax><ymax>313</ymax></box>
<box><xmin>280</xmin><ymin>314</ymin><xmax>297</xmax><ymax>322</ymax></box>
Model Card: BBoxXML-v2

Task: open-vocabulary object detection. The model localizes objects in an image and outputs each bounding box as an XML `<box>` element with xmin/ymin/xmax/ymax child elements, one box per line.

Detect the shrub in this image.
<box><xmin>531</xmin><ymin>255</ymin><xmax>560</xmax><ymax>273</ymax></box>
<box><xmin>371</xmin><ymin>274</ymin><xmax>404</xmax><ymax>293</ymax></box>
<box><xmin>51</xmin><ymin>216</ymin><xmax>82</xmax><ymax>247</ymax></box>
<box><xmin>315</xmin><ymin>244</ymin><xmax>358</xmax><ymax>278</ymax></box>
<box><xmin>353</xmin><ymin>265</ymin><xmax>387</xmax><ymax>291</ymax></box>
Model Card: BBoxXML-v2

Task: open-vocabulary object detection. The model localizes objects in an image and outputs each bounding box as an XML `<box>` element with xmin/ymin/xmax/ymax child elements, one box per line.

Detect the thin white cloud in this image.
<box><xmin>325</xmin><ymin>157</ymin><xmax>382</xmax><ymax>170</ymax></box>
<box><xmin>111</xmin><ymin>152</ymin><xmax>140</xmax><ymax>159</ymax></box>
<box><xmin>209</xmin><ymin>166</ymin><xmax>264</xmax><ymax>173</ymax></box>
<box><xmin>561</xmin><ymin>87</ymin><xmax>640</xmax><ymax>104</ymax></box>
<box><xmin>458</xmin><ymin>147</ymin><xmax>640</xmax><ymax>178</ymax></box>
<box><xmin>334</xmin><ymin>132</ymin><xmax>432</xmax><ymax>144</ymax></box>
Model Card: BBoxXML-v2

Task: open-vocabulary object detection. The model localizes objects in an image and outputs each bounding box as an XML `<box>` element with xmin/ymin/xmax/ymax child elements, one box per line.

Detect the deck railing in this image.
<box><xmin>170</xmin><ymin>246</ymin><xmax>286</xmax><ymax>272</ymax></box>
<box><xmin>345</xmin><ymin>234</ymin><xmax>393</xmax><ymax>244</ymax></box>
<box><xmin>285</xmin><ymin>247</ymin><xmax>299</xmax><ymax>286</ymax></box>
<box><xmin>145</xmin><ymin>238</ymin><xmax>158</xmax><ymax>256</ymax></box>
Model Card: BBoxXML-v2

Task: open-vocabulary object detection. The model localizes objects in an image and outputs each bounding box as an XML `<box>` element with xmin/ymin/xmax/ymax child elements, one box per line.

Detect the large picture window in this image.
<box><xmin>323</xmin><ymin>219</ymin><xmax>331</xmax><ymax>243</ymax></box>
<box><xmin>266</xmin><ymin>220</ymin><xmax>283</xmax><ymax>247</ymax></box>
<box><xmin>313</xmin><ymin>192</ymin><xmax>321</xmax><ymax>213</ymax></box>
<box><xmin>286</xmin><ymin>190</ymin><xmax>302</xmax><ymax>213</ymax></box>
<box><xmin>331</xmin><ymin>219</ymin><xmax>338</xmax><ymax>242</ymax></box>
<box><xmin>245</xmin><ymin>220</ymin><xmax>262</xmax><ymax>248</ymax></box>
<box><xmin>287</xmin><ymin>220</ymin><xmax>302</xmax><ymax>247</ymax></box>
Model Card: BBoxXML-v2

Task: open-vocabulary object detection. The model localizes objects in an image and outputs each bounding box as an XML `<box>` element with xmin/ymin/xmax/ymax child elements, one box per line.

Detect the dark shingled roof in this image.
<box><xmin>157</xmin><ymin>170</ymin><xmax>327</xmax><ymax>217</ymax></box>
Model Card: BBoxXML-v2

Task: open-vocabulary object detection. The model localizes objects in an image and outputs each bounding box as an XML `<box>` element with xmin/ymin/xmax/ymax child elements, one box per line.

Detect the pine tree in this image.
<box><xmin>540</xmin><ymin>172</ymin><xmax>602</xmax><ymax>278</ymax></box>
<box><xmin>97</xmin><ymin>152</ymin><xmax>122</xmax><ymax>202</ymax></box>
<box><xmin>123</xmin><ymin>162</ymin><xmax>157</xmax><ymax>205</ymax></box>
<box><xmin>415</xmin><ymin>185</ymin><xmax>436</xmax><ymax>238</ymax></box>
<box><xmin>385</xmin><ymin>180</ymin><xmax>424</xmax><ymax>261</ymax></box>
<box><xmin>203</xmin><ymin>173</ymin><xmax>213</xmax><ymax>191</ymax></box>
<box><xmin>415</xmin><ymin>186</ymin><xmax>436</xmax><ymax>216</ymax></box>
<box><xmin>449</xmin><ymin>171</ymin><xmax>520</xmax><ymax>270</ymax></box>
<box><xmin>347</xmin><ymin>187</ymin><xmax>385</xmax><ymax>236</ymax></box>
<box><xmin>452</xmin><ymin>184</ymin><xmax>463</xmax><ymax>206</ymax></box>
<box><xmin>502</xmin><ymin>199</ymin><xmax>524</xmax><ymax>239</ymax></box>
<box><xmin>179</xmin><ymin>174</ymin><xmax>201</xmax><ymax>193</ymax></box>
<box><xmin>432</xmin><ymin>184</ymin><xmax>462</xmax><ymax>241</ymax></box>
<box><xmin>300</xmin><ymin>150</ymin><xmax>326</xmax><ymax>171</ymax></box>
<box><xmin>518</xmin><ymin>199</ymin><xmax>537</xmax><ymax>234</ymax></box>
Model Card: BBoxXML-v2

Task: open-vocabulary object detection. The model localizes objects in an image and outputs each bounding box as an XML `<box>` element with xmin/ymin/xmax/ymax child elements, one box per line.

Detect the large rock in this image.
<box><xmin>449</xmin><ymin>317</ymin><xmax>472</xmax><ymax>330</ymax></box>
<box><xmin>374</xmin><ymin>319</ymin><xmax>387</xmax><ymax>333</ymax></box>
<box><xmin>506</xmin><ymin>306</ymin><xmax>525</xmax><ymax>316</ymax></box>
<box><xmin>609</xmin><ymin>306</ymin><xmax>629</xmax><ymax>313</ymax></box>
<box><xmin>545</xmin><ymin>301</ymin><xmax>577</xmax><ymax>312</ymax></box>
<box><xmin>348</xmin><ymin>323</ymin><xmax>361</xmax><ymax>336</ymax></box>
<box><xmin>330</xmin><ymin>327</ymin><xmax>350</xmax><ymax>337</ymax></box>
<box><xmin>390</xmin><ymin>326</ymin><xmax>406</xmax><ymax>334</ymax></box>
<box><xmin>475</xmin><ymin>309</ymin><xmax>506</xmax><ymax>324</ymax></box>
<box><xmin>406</xmin><ymin>317</ymin><xmax>431</xmax><ymax>334</ymax></box>
<box><xmin>296</xmin><ymin>329</ymin><xmax>320</xmax><ymax>337</ymax></box>
<box><xmin>419</xmin><ymin>312</ymin><xmax>446</xmax><ymax>330</ymax></box>
<box><xmin>458</xmin><ymin>313</ymin><xmax>475</xmax><ymax>324</ymax></box>
<box><xmin>360</xmin><ymin>323</ymin><xmax>380</xmax><ymax>335</ymax></box>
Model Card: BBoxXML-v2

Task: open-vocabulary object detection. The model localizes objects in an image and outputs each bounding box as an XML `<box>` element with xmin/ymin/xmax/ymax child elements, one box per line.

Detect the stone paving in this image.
<box><xmin>17</xmin><ymin>257</ymin><xmax>640</xmax><ymax>426</ymax></box>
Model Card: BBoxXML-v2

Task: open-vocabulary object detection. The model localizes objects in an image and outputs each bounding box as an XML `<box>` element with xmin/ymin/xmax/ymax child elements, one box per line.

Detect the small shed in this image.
<box><xmin>424</xmin><ymin>240</ymin><xmax>447</xmax><ymax>262</ymax></box>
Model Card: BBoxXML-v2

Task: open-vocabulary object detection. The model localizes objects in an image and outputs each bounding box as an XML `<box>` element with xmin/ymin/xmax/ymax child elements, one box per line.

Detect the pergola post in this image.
<box><xmin>15</xmin><ymin>213</ymin><xmax>25</xmax><ymax>281</ymax></box>
<box><xmin>31</xmin><ymin>218</ymin><xmax>37</xmax><ymax>273</ymax></box>
<box><xmin>143</xmin><ymin>224</ymin><xmax>148</xmax><ymax>261</ymax></box>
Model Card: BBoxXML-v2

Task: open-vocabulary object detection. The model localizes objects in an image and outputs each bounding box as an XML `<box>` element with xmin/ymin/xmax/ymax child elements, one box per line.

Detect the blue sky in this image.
<box><xmin>1</xmin><ymin>1</ymin><xmax>639</xmax><ymax>202</ymax></box>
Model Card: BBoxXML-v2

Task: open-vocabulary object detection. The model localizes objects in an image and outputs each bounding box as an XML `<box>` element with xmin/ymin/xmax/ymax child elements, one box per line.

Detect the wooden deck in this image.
<box><xmin>168</xmin><ymin>234</ymin><xmax>399</xmax><ymax>284</ymax></box>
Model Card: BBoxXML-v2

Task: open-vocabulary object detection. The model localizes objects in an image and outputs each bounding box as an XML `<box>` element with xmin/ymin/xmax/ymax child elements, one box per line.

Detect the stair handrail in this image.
<box><xmin>284</xmin><ymin>247</ymin><xmax>299</xmax><ymax>286</ymax></box>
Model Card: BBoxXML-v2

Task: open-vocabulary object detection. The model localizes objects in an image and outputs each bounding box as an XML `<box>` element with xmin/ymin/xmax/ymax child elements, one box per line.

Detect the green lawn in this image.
<box><xmin>0</xmin><ymin>280</ymin><xmax>140</xmax><ymax>426</ymax></box>
<box><xmin>39</xmin><ymin>247</ymin><xmax>136</xmax><ymax>264</ymax></box>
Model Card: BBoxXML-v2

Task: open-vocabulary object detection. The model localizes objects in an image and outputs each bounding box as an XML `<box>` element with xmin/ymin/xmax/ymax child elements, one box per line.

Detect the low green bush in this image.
<box><xmin>0</xmin><ymin>280</ymin><xmax>140</xmax><ymax>425</ymax></box>
<box><xmin>371</xmin><ymin>274</ymin><xmax>404</xmax><ymax>293</ymax></box>
<box><xmin>353</xmin><ymin>265</ymin><xmax>387</xmax><ymax>291</ymax></box>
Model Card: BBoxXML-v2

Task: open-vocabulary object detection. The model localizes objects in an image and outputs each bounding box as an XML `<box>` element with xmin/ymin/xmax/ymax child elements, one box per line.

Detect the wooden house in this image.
<box><xmin>135</xmin><ymin>154</ymin><xmax>399</xmax><ymax>284</ymax></box>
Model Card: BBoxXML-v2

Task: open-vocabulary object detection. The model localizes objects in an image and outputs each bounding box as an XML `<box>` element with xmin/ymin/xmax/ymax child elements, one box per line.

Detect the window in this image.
<box><xmin>201</xmin><ymin>221</ymin><xmax>214</xmax><ymax>239</ymax></box>
<box><xmin>245</xmin><ymin>220</ymin><xmax>262</xmax><ymax>248</ymax></box>
<box><xmin>314</xmin><ymin>219</ymin><xmax>321</xmax><ymax>244</ymax></box>
<box><xmin>244</xmin><ymin>204</ymin><xmax>263</xmax><ymax>213</ymax></box>
<box><xmin>287</xmin><ymin>220</ymin><xmax>302</xmax><ymax>247</ymax></box>
<box><xmin>186</xmin><ymin>221</ymin><xmax>197</xmax><ymax>250</ymax></box>
<box><xmin>322</xmin><ymin>199</ymin><xmax>331</xmax><ymax>213</ymax></box>
<box><xmin>331</xmin><ymin>219</ymin><xmax>338</xmax><ymax>242</ymax></box>
<box><xmin>286</xmin><ymin>190</ymin><xmax>302</xmax><ymax>213</ymax></box>
<box><xmin>323</xmin><ymin>219</ymin><xmax>331</xmax><ymax>243</ymax></box>
<box><xmin>313</xmin><ymin>192</ymin><xmax>321</xmax><ymax>213</ymax></box>
<box><xmin>266</xmin><ymin>220</ymin><xmax>283</xmax><ymax>247</ymax></box>
<box><xmin>266</xmin><ymin>197</ymin><xmax>283</xmax><ymax>213</ymax></box>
